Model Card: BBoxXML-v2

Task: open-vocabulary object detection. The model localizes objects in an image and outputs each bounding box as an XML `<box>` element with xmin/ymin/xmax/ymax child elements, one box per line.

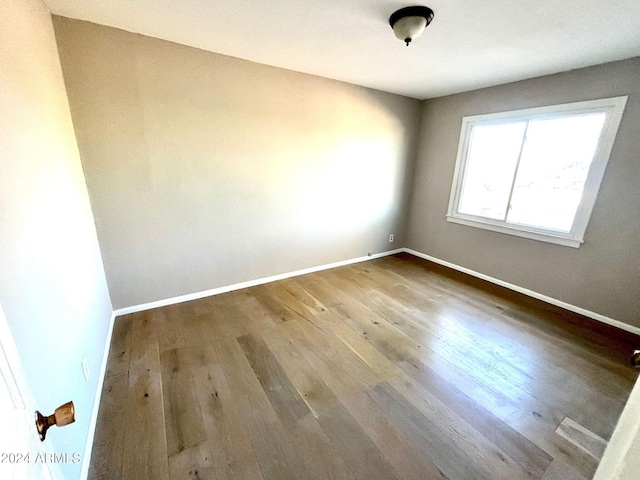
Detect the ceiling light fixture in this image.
<box><xmin>389</xmin><ymin>6</ymin><xmax>434</xmax><ymax>46</ymax></box>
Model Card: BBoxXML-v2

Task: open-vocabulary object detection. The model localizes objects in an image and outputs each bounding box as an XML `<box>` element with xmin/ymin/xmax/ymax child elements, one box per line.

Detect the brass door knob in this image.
<box><xmin>632</xmin><ymin>350</ymin><xmax>640</xmax><ymax>369</ymax></box>
<box><xmin>35</xmin><ymin>401</ymin><xmax>75</xmax><ymax>441</ymax></box>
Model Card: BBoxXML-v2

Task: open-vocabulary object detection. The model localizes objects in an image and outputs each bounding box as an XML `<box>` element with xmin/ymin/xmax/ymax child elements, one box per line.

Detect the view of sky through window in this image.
<box><xmin>458</xmin><ymin>113</ymin><xmax>606</xmax><ymax>232</ymax></box>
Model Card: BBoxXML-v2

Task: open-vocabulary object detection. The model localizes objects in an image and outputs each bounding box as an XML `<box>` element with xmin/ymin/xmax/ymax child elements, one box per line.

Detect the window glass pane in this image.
<box><xmin>506</xmin><ymin>113</ymin><xmax>606</xmax><ymax>232</ymax></box>
<box><xmin>458</xmin><ymin>122</ymin><xmax>526</xmax><ymax>219</ymax></box>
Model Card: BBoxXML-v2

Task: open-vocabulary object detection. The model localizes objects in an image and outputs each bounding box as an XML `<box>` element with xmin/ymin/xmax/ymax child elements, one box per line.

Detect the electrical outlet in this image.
<box><xmin>389</xmin><ymin>234</ymin><xmax>394</xmax><ymax>243</ymax></box>
<box><xmin>82</xmin><ymin>356</ymin><xmax>90</xmax><ymax>382</ymax></box>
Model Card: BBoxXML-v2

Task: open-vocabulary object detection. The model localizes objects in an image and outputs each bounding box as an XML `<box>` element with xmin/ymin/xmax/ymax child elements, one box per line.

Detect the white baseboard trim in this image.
<box><xmin>80</xmin><ymin>310</ymin><xmax>117</xmax><ymax>480</ymax></box>
<box><xmin>402</xmin><ymin>248</ymin><xmax>640</xmax><ymax>337</ymax></box>
<box><xmin>113</xmin><ymin>249</ymin><xmax>404</xmax><ymax>317</ymax></box>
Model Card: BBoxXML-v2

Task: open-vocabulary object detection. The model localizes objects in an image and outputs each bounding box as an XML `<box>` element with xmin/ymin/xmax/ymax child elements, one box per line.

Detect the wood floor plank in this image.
<box><xmin>281</xmin><ymin>317</ymin><xmax>454</xmax><ymax>480</ymax></box>
<box><xmin>237</xmin><ymin>332</ymin><xmax>351</xmax><ymax>480</ymax></box>
<box><xmin>191</xmin><ymin>363</ymin><xmax>265</xmax><ymax>480</ymax></box>
<box><xmin>361</xmin><ymin>286</ymin><xmax>624</xmax><ymax>437</ymax></box>
<box><xmin>249</xmin><ymin>283</ymin><xmax>303</xmax><ymax>323</ymax></box>
<box><xmin>291</xmin><ymin>273</ymin><xmax>614</xmax><ymax>479</ymax></box>
<box><xmin>555</xmin><ymin>417</ymin><xmax>607</xmax><ymax>460</ymax></box>
<box><xmin>121</xmin><ymin>312</ymin><xmax>170</xmax><ymax>480</ymax></box>
<box><xmin>200</xmin><ymin>317</ymin><xmax>313</xmax><ymax>480</ymax></box>
<box><xmin>332</xmin><ymin>267</ymin><xmax>579</xmax><ymax>407</ymax></box>
<box><xmin>306</xmin><ymin>281</ymin><xmax>598</xmax><ymax>476</ymax></box>
<box><xmin>298</xmin><ymin>275</ymin><xmax>536</xmax><ymax>420</ymax></box>
<box><xmin>196</xmin><ymin>302</ymin><xmax>253</xmax><ymax>339</ymax></box>
<box><xmin>268</xmin><ymin>279</ymin><xmax>328</xmax><ymax>318</ymax></box>
<box><xmin>293</xmin><ymin>300</ymin><xmax>554</xmax><ymax>479</ymax></box>
<box><xmin>540</xmin><ymin>459</ymin><xmax>588</xmax><ymax>480</ymax></box>
<box><xmin>379</xmin><ymin>254</ymin><xmax>637</xmax><ymax>370</ymax></box>
<box><xmin>105</xmin><ymin>315</ymin><xmax>133</xmax><ymax>378</ymax></box>
<box><xmin>338</xmin><ymin>316</ymin><xmax>550</xmax><ymax>473</ymax></box>
<box><xmin>367</xmin><ymin>381</ymin><xmax>533</xmax><ymax>480</ymax></box>
<box><xmin>379</xmin><ymin>280</ymin><xmax>633</xmax><ymax>405</ymax></box>
<box><xmin>295</xmin><ymin>275</ymin><xmax>345</xmax><ymax>308</ymax></box>
<box><xmin>152</xmin><ymin>306</ymin><xmax>187</xmax><ymax>353</ymax></box>
<box><xmin>340</xmin><ymin>292</ymin><xmax>560</xmax><ymax>425</ymax></box>
<box><xmin>273</xmin><ymin>328</ymin><xmax>421</xmax><ymax>479</ymax></box>
<box><xmin>160</xmin><ymin>347</ymin><xmax>207</xmax><ymax>456</ymax></box>
<box><xmin>167</xmin><ymin>441</ymin><xmax>217</xmax><ymax>480</ymax></box>
<box><xmin>375</xmin><ymin>271</ymin><xmax>637</xmax><ymax>395</ymax></box>
<box><xmin>237</xmin><ymin>295</ymin><xmax>403</xmax><ymax>480</ymax></box>
<box><xmin>88</xmin><ymin>373</ymin><xmax>128</xmax><ymax>480</ymax></box>
<box><xmin>503</xmin><ymin>408</ymin><xmax>601</xmax><ymax>479</ymax></box>
<box><xmin>327</xmin><ymin>270</ymin><xmax>618</xmax><ymax>440</ymax></box>
<box><xmin>368</xmin><ymin>289</ymin><xmax>603</xmax><ymax>477</ymax></box>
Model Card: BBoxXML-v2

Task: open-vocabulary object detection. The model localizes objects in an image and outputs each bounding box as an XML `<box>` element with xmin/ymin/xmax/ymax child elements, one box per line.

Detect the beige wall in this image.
<box><xmin>49</xmin><ymin>16</ymin><xmax>638</xmax><ymax>329</ymax></box>
<box><xmin>0</xmin><ymin>1</ymin><xmax>113</xmax><ymax>478</ymax></box>
<box><xmin>53</xmin><ymin>17</ymin><xmax>421</xmax><ymax>310</ymax></box>
<box><xmin>407</xmin><ymin>58</ymin><xmax>640</xmax><ymax>327</ymax></box>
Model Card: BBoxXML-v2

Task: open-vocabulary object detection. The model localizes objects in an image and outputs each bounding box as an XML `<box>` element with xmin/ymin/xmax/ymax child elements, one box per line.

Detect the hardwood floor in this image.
<box><xmin>89</xmin><ymin>253</ymin><xmax>640</xmax><ymax>480</ymax></box>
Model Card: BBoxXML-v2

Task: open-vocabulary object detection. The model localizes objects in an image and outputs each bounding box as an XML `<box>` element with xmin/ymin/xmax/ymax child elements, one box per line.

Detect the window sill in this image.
<box><xmin>445</xmin><ymin>215</ymin><xmax>583</xmax><ymax>248</ymax></box>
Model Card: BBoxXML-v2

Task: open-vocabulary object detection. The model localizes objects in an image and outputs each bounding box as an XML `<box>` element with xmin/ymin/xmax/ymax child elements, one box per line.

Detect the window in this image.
<box><xmin>446</xmin><ymin>96</ymin><xmax>627</xmax><ymax>247</ymax></box>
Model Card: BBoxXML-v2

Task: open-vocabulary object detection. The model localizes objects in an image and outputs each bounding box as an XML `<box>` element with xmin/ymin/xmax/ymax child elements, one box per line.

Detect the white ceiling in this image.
<box><xmin>43</xmin><ymin>0</ymin><xmax>640</xmax><ymax>99</ymax></box>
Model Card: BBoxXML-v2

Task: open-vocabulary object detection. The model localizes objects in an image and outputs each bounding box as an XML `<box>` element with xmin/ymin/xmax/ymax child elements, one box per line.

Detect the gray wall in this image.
<box><xmin>53</xmin><ymin>17</ymin><xmax>421</xmax><ymax>310</ymax></box>
<box><xmin>407</xmin><ymin>58</ymin><xmax>640</xmax><ymax>327</ymax></box>
<box><xmin>0</xmin><ymin>1</ymin><xmax>113</xmax><ymax>478</ymax></box>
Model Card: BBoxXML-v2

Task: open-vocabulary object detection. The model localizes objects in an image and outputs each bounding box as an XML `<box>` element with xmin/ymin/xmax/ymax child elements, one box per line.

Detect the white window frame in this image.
<box><xmin>446</xmin><ymin>96</ymin><xmax>628</xmax><ymax>248</ymax></box>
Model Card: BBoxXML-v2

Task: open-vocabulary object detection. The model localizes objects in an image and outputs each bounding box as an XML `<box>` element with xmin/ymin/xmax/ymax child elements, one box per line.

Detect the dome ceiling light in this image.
<box><xmin>389</xmin><ymin>6</ymin><xmax>435</xmax><ymax>46</ymax></box>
